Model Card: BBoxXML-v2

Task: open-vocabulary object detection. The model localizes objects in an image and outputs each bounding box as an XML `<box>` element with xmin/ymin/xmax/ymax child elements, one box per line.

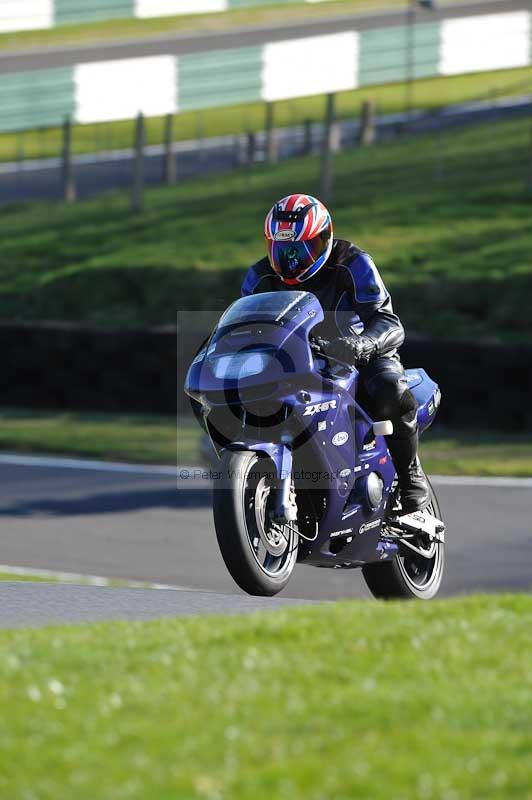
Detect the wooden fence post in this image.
<box><xmin>528</xmin><ymin>113</ymin><xmax>532</xmax><ymax>194</ymax></box>
<box><xmin>16</xmin><ymin>131</ymin><xmax>25</xmax><ymax>168</ymax></box>
<box><xmin>303</xmin><ymin>119</ymin><xmax>313</xmax><ymax>156</ymax></box>
<box><xmin>319</xmin><ymin>94</ymin><xmax>338</xmax><ymax>203</ymax></box>
<box><xmin>358</xmin><ymin>100</ymin><xmax>376</xmax><ymax>146</ymax></box>
<box><xmin>246</xmin><ymin>131</ymin><xmax>256</xmax><ymax>166</ymax></box>
<box><xmin>61</xmin><ymin>116</ymin><xmax>76</xmax><ymax>203</ymax></box>
<box><xmin>164</xmin><ymin>113</ymin><xmax>177</xmax><ymax>185</ymax></box>
<box><xmin>265</xmin><ymin>102</ymin><xmax>277</xmax><ymax>165</ymax></box>
<box><xmin>132</xmin><ymin>111</ymin><xmax>145</xmax><ymax>212</ymax></box>
<box><xmin>196</xmin><ymin>111</ymin><xmax>206</xmax><ymax>163</ymax></box>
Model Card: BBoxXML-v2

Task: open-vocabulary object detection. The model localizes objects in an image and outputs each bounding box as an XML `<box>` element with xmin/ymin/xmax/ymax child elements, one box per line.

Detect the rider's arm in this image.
<box><xmin>357</xmin><ymin>306</ymin><xmax>405</xmax><ymax>359</ymax></box>
<box><xmin>241</xmin><ymin>258</ymin><xmax>276</xmax><ymax>296</ymax></box>
<box><xmin>241</xmin><ymin>266</ymin><xmax>257</xmax><ymax>296</ymax></box>
<box><xmin>328</xmin><ymin>252</ymin><xmax>404</xmax><ymax>363</ymax></box>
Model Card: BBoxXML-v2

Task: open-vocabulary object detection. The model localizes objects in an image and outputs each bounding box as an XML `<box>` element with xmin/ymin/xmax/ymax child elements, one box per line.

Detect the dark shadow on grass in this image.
<box><xmin>6</xmin><ymin>262</ymin><xmax>530</xmax><ymax>340</ymax></box>
<box><xmin>0</xmin><ymin>265</ymin><xmax>242</xmax><ymax>323</ymax></box>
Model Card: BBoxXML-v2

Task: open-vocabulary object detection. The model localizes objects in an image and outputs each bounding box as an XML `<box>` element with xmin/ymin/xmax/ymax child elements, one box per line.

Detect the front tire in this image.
<box><xmin>213</xmin><ymin>450</ymin><xmax>298</xmax><ymax>596</ymax></box>
<box><xmin>362</xmin><ymin>477</ymin><xmax>445</xmax><ymax>600</ymax></box>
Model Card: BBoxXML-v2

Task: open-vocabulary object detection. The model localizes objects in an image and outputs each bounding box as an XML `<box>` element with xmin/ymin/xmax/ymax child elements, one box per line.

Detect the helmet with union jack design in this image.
<box><xmin>264</xmin><ymin>193</ymin><xmax>333</xmax><ymax>285</ymax></box>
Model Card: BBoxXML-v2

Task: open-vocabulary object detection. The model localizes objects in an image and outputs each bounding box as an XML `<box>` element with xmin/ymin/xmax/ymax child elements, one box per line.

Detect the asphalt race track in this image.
<box><xmin>0</xmin><ymin>458</ymin><xmax>530</xmax><ymax>626</ymax></box>
<box><xmin>0</xmin><ymin>582</ymin><xmax>312</xmax><ymax>628</ymax></box>
<box><xmin>0</xmin><ymin>0</ymin><xmax>521</xmax><ymax>75</ymax></box>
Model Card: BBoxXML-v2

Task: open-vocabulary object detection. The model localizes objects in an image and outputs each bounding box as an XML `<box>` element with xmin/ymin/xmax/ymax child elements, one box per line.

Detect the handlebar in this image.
<box><xmin>310</xmin><ymin>339</ymin><xmax>356</xmax><ymax>372</ymax></box>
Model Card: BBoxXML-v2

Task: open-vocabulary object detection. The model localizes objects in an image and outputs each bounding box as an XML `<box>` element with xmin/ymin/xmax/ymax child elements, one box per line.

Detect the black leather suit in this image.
<box><xmin>241</xmin><ymin>239</ymin><xmax>419</xmax><ymax>462</ymax></box>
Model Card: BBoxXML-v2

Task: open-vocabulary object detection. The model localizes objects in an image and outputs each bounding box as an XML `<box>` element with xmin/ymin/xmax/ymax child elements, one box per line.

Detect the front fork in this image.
<box><xmin>246</xmin><ymin>441</ymin><xmax>297</xmax><ymax>524</ymax></box>
<box><xmin>273</xmin><ymin>474</ymin><xmax>298</xmax><ymax>522</ymax></box>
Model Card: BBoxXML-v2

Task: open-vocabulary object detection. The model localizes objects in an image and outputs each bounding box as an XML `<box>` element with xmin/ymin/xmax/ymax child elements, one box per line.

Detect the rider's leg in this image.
<box><xmin>360</xmin><ymin>356</ymin><xmax>430</xmax><ymax>514</ymax></box>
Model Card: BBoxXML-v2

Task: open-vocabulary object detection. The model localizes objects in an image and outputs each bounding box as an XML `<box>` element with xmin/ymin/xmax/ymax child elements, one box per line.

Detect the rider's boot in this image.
<box><xmin>388</xmin><ymin>432</ymin><xmax>430</xmax><ymax>515</ymax></box>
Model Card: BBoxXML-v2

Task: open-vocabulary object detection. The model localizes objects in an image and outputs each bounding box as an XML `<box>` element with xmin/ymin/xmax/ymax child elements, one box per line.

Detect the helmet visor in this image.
<box><xmin>267</xmin><ymin>233</ymin><xmax>329</xmax><ymax>282</ymax></box>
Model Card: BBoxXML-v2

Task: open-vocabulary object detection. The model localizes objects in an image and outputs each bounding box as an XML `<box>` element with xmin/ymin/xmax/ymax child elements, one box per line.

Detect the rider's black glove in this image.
<box><xmin>325</xmin><ymin>335</ymin><xmax>377</xmax><ymax>365</ymax></box>
<box><xmin>311</xmin><ymin>336</ymin><xmax>330</xmax><ymax>352</ymax></box>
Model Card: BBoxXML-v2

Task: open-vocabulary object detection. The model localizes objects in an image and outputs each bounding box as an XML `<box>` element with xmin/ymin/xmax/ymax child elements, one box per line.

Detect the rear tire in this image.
<box><xmin>213</xmin><ymin>450</ymin><xmax>298</xmax><ymax>596</ymax></box>
<box><xmin>362</xmin><ymin>477</ymin><xmax>444</xmax><ymax>600</ymax></box>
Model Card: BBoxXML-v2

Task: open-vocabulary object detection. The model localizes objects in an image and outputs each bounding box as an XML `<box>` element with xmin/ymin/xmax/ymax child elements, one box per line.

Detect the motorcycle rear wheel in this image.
<box><xmin>362</xmin><ymin>477</ymin><xmax>444</xmax><ymax>600</ymax></box>
<box><xmin>213</xmin><ymin>450</ymin><xmax>298</xmax><ymax>596</ymax></box>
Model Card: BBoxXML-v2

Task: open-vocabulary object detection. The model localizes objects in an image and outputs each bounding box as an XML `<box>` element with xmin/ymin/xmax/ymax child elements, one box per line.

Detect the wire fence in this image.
<box><xmin>1</xmin><ymin>69</ymin><xmax>531</xmax><ymax>163</ymax></box>
<box><xmin>0</xmin><ymin>80</ymin><xmax>530</xmax><ymax>209</ymax></box>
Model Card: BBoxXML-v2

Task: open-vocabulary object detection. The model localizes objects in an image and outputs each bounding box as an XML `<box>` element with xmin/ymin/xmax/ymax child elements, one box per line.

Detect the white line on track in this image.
<box><xmin>0</xmin><ymin>564</ymin><xmax>185</xmax><ymax>590</ymax></box>
<box><xmin>1</xmin><ymin>453</ymin><xmax>532</xmax><ymax>488</ymax></box>
<box><xmin>0</xmin><ymin>453</ymin><xmax>177</xmax><ymax>476</ymax></box>
<box><xmin>430</xmin><ymin>475</ymin><xmax>532</xmax><ymax>488</ymax></box>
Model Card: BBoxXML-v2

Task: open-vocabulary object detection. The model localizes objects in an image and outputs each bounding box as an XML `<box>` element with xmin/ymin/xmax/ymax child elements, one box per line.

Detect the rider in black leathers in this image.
<box><xmin>242</xmin><ymin>200</ymin><xmax>430</xmax><ymax>514</ymax></box>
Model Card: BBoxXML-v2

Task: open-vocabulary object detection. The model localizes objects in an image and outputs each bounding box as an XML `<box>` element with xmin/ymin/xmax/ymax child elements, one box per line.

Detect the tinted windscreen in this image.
<box><xmin>218</xmin><ymin>291</ymin><xmax>314</xmax><ymax>327</ymax></box>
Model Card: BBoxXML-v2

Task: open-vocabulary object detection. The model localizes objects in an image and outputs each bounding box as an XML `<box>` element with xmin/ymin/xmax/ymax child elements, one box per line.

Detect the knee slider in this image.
<box><xmin>370</xmin><ymin>375</ymin><xmax>419</xmax><ymax>425</ymax></box>
<box><xmin>402</xmin><ymin>387</ymin><xmax>417</xmax><ymax>411</ymax></box>
<box><xmin>400</xmin><ymin>386</ymin><xmax>418</xmax><ymax>424</ymax></box>
<box><xmin>369</xmin><ymin>374</ymin><xmax>405</xmax><ymax>422</ymax></box>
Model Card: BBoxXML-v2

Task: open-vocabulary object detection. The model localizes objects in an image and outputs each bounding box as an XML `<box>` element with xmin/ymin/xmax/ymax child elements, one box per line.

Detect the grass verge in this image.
<box><xmin>0</xmin><ymin>567</ymin><xmax>169</xmax><ymax>587</ymax></box>
<box><xmin>0</xmin><ymin>594</ymin><xmax>530</xmax><ymax>798</ymax></box>
<box><xmin>2</xmin><ymin>66</ymin><xmax>530</xmax><ymax>163</ymax></box>
<box><xmin>2</xmin><ymin>409</ymin><xmax>532</xmax><ymax>476</ymax></box>
<box><xmin>0</xmin><ymin>571</ymin><xmax>56</xmax><ymax>583</ymax></box>
<box><xmin>0</xmin><ymin>408</ymin><xmax>178</xmax><ymax>465</ymax></box>
<box><xmin>0</xmin><ymin>0</ymin><xmax>425</xmax><ymax>53</ymax></box>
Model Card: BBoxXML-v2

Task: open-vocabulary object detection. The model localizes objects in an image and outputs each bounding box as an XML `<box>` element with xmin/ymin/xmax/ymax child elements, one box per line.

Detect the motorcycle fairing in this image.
<box><xmin>405</xmin><ymin>368</ymin><xmax>441</xmax><ymax>433</ymax></box>
<box><xmin>185</xmin><ymin>291</ymin><xmax>439</xmax><ymax>569</ymax></box>
<box><xmin>186</xmin><ymin>291</ymin><xmax>323</xmax><ymax>398</ymax></box>
<box><xmin>292</xmin><ymin>392</ymin><xmax>397</xmax><ymax>567</ymax></box>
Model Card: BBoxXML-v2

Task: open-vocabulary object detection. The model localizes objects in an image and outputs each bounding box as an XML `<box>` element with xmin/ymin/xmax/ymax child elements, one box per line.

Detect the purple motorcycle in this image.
<box><xmin>185</xmin><ymin>291</ymin><xmax>445</xmax><ymax>599</ymax></box>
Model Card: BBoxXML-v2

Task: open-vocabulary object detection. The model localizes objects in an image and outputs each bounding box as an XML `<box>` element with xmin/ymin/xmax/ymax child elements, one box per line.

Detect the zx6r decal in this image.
<box><xmin>303</xmin><ymin>400</ymin><xmax>337</xmax><ymax>416</ymax></box>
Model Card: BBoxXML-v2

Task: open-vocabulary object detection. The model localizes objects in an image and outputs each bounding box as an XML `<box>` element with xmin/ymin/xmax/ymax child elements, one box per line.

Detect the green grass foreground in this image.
<box><xmin>0</xmin><ymin>595</ymin><xmax>530</xmax><ymax>798</ymax></box>
<box><xmin>2</xmin><ymin>66</ymin><xmax>529</xmax><ymax>163</ymax></box>
<box><xmin>2</xmin><ymin>409</ymin><xmax>532</xmax><ymax>476</ymax></box>
<box><xmin>1</xmin><ymin>116</ymin><xmax>530</xmax><ymax>340</ymax></box>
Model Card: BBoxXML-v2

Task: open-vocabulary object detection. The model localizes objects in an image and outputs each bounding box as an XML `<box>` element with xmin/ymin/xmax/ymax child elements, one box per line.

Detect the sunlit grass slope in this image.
<box><xmin>0</xmin><ymin>117</ymin><xmax>529</xmax><ymax>341</ymax></box>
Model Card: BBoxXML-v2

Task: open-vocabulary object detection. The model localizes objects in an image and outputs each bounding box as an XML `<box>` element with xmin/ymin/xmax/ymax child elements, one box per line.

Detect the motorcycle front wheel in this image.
<box><xmin>213</xmin><ymin>450</ymin><xmax>299</xmax><ymax>596</ymax></box>
<box><xmin>362</xmin><ymin>477</ymin><xmax>445</xmax><ymax>600</ymax></box>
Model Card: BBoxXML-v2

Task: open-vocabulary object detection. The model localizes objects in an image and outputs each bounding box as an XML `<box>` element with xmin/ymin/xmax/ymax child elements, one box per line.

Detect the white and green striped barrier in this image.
<box><xmin>0</xmin><ymin>0</ymin><xmax>336</xmax><ymax>32</ymax></box>
<box><xmin>0</xmin><ymin>10</ymin><xmax>529</xmax><ymax>131</ymax></box>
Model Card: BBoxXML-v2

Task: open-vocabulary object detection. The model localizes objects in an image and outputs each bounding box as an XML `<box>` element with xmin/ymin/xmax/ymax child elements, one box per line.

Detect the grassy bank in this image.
<box><xmin>2</xmin><ymin>66</ymin><xmax>529</xmax><ymax>164</ymax></box>
<box><xmin>0</xmin><ymin>408</ymin><xmax>178</xmax><ymax>465</ymax></box>
<box><xmin>0</xmin><ymin>594</ymin><xmax>530</xmax><ymax>798</ymax></box>
<box><xmin>0</xmin><ymin>116</ymin><xmax>530</xmax><ymax>341</ymax></box>
<box><xmin>2</xmin><ymin>409</ymin><xmax>532</xmax><ymax>476</ymax></box>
